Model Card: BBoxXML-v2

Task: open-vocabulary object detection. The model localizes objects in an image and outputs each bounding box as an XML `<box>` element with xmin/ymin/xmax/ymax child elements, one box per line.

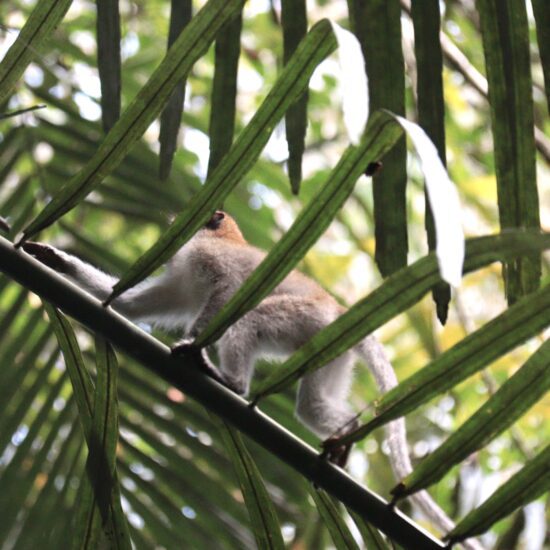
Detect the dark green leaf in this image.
<box><xmin>531</xmin><ymin>0</ymin><xmax>550</xmax><ymax>113</ymax></box>
<box><xmin>44</xmin><ymin>304</ymin><xmax>95</xmax><ymax>423</ymax></box>
<box><xmin>281</xmin><ymin>0</ymin><xmax>308</xmax><ymax>194</ymax></box>
<box><xmin>348</xmin><ymin>0</ymin><xmax>407</xmax><ymax>277</ymax></box>
<box><xmin>195</xmin><ymin>110</ymin><xmax>403</xmax><ymax>347</ymax></box>
<box><xmin>206</xmin><ymin>9</ymin><xmax>243</xmax><ymax>176</ymax></box>
<box><xmin>108</xmin><ymin>19</ymin><xmax>338</xmax><ymax>301</ymax></box>
<box><xmin>309</xmin><ymin>486</ymin><xmax>359</xmax><ymax>550</ymax></box>
<box><xmin>44</xmin><ymin>305</ymin><xmax>130</xmax><ymax>549</ymax></box>
<box><xmin>447</xmin><ymin>443</ymin><xmax>550</xmax><ymax>543</ymax></box>
<box><xmin>411</xmin><ymin>0</ymin><xmax>451</xmax><ymax>324</ymax></box>
<box><xmin>477</xmin><ymin>0</ymin><xmax>540</xmax><ymax>303</ymax></box>
<box><xmin>20</xmin><ymin>0</ymin><xmax>246</xmax><ymax>241</ymax></box>
<box><xmin>350</xmin><ymin>282</ymin><xmax>550</xmax><ymax>446</ymax></box>
<box><xmin>96</xmin><ymin>0</ymin><xmax>121</xmax><ymax>132</ymax></box>
<box><xmin>348</xmin><ymin>509</ymin><xmax>391</xmax><ymax>549</ymax></box>
<box><xmin>0</xmin><ymin>0</ymin><xmax>73</xmax><ymax>105</ymax></box>
<box><xmin>0</xmin><ymin>104</ymin><xmax>46</xmax><ymax>120</ymax></box>
<box><xmin>216</xmin><ymin>419</ymin><xmax>285</xmax><ymax>550</ymax></box>
<box><xmin>158</xmin><ymin>0</ymin><xmax>192</xmax><ymax>180</ymax></box>
<box><xmin>394</xmin><ymin>339</ymin><xmax>550</xmax><ymax>498</ymax></box>
<box><xmin>0</xmin><ymin>344</ymin><xmax>56</xmax><ymax>458</ymax></box>
<box><xmin>0</xmin><ymin>370</ymin><xmax>71</xmax><ymax>542</ymax></box>
<box><xmin>254</xmin><ymin>232</ymin><xmax>550</xmax><ymax>400</ymax></box>
<box><xmin>74</xmin><ymin>337</ymin><xmax>130</xmax><ymax>549</ymax></box>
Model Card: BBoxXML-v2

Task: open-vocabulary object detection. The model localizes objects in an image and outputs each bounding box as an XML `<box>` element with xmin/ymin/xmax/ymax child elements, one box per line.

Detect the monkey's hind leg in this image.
<box><xmin>171</xmin><ymin>340</ymin><xmax>236</xmax><ymax>390</ymax></box>
<box><xmin>295</xmin><ymin>356</ymin><xmax>358</xmax><ymax>467</ymax></box>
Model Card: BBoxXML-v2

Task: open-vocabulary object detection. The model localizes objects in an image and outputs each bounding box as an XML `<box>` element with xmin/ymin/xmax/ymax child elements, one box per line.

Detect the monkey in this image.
<box><xmin>22</xmin><ymin>211</ymin><xmax>483</xmax><ymax>546</ymax></box>
<box><xmin>23</xmin><ymin>211</ymin><xmax>360</xmax><ymax>461</ymax></box>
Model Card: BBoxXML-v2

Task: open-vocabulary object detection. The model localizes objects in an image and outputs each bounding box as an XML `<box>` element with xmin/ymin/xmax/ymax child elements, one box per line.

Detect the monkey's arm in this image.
<box><xmin>22</xmin><ymin>243</ymin><xmax>186</xmax><ymax>326</ymax></box>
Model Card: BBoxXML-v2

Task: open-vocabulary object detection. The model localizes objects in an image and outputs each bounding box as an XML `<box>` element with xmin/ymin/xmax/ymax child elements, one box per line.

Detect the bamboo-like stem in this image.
<box><xmin>0</xmin><ymin>235</ymin><xmax>445</xmax><ymax>549</ymax></box>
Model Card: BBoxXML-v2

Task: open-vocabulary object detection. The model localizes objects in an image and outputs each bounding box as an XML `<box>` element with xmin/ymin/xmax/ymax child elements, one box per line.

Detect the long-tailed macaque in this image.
<box><xmin>23</xmin><ymin>211</ymin><xmax>481</xmax><ymax>546</ymax></box>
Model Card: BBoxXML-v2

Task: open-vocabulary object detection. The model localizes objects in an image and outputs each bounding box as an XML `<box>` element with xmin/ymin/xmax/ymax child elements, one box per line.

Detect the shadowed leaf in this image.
<box><xmin>216</xmin><ymin>418</ymin><xmax>285</xmax><ymax>550</ymax></box>
<box><xmin>348</xmin><ymin>0</ymin><xmax>407</xmax><ymax>277</ymax></box>
<box><xmin>410</xmin><ymin>0</ymin><xmax>451</xmax><ymax>324</ymax></box>
<box><xmin>158</xmin><ymin>0</ymin><xmax>192</xmax><ymax>180</ymax></box>
<box><xmin>96</xmin><ymin>0</ymin><xmax>121</xmax><ymax>132</ymax></box>
<box><xmin>477</xmin><ymin>0</ymin><xmax>540</xmax><ymax>303</ymax></box>
<box><xmin>0</xmin><ymin>0</ymin><xmax>73</xmax><ymax>105</ymax></box>
<box><xmin>206</xmin><ymin>9</ymin><xmax>242</xmax><ymax>176</ymax></box>
<box><xmin>394</xmin><ymin>339</ymin><xmax>550</xmax><ymax>498</ymax></box>
<box><xmin>281</xmin><ymin>0</ymin><xmax>307</xmax><ymax>194</ymax></box>
<box><xmin>309</xmin><ymin>487</ymin><xmax>359</xmax><ymax>550</ymax></box>
<box><xmin>448</xmin><ymin>443</ymin><xmax>550</xmax><ymax>543</ymax></box>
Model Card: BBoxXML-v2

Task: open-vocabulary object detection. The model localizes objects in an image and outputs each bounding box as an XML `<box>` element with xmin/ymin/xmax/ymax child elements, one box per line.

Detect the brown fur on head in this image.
<box><xmin>203</xmin><ymin>211</ymin><xmax>245</xmax><ymax>243</ymax></box>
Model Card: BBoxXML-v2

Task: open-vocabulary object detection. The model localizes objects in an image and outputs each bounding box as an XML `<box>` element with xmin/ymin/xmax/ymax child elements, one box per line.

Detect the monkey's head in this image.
<box><xmin>202</xmin><ymin>211</ymin><xmax>245</xmax><ymax>243</ymax></box>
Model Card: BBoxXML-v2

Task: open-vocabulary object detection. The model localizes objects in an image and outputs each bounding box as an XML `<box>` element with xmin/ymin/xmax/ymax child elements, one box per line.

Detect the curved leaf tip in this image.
<box><xmin>330</xmin><ymin>21</ymin><xmax>369</xmax><ymax>145</ymax></box>
<box><xmin>397</xmin><ymin>117</ymin><xmax>465</xmax><ymax>287</ymax></box>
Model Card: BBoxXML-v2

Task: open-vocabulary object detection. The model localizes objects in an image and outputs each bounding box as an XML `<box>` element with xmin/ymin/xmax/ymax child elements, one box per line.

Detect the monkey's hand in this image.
<box><xmin>22</xmin><ymin>242</ymin><xmax>70</xmax><ymax>273</ymax></box>
<box><xmin>172</xmin><ymin>340</ymin><xmax>243</xmax><ymax>394</ymax></box>
<box><xmin>320</xmin><ymin>419</ymin><xmax>360</xmax><ymax>468</ymax></box>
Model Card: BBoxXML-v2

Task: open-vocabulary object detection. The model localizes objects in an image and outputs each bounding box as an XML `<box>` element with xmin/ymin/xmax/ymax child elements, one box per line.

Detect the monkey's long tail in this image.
<box><xmin>358</xmin><ymin>336</ymin><xmax>484</xmax><ymax>550</ymax></box>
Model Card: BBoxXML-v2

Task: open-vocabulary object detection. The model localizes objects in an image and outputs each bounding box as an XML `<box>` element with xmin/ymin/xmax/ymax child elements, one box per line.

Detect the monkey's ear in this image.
<box><xmin>205</xmin><ymin>211</ymin><xmax>225</xmax><ymax>230</ymax></box>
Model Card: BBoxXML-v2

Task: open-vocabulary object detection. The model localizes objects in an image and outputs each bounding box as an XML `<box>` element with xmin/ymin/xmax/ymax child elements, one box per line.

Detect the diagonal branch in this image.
<box><xmin>0</xmin><ymin>235</ymin><xmax>445</xmax><ymax>550</ymax></box>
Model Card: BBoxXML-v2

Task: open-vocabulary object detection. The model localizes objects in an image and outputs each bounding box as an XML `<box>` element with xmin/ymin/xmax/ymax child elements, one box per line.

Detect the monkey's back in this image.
<box><xmin>184</xmin><ymin>236</ymin><xmax>339</xmax><ymax>307</ymax></box>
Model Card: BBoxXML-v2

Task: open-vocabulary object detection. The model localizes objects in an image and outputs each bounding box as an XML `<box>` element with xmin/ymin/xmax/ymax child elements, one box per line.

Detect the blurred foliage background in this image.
<box><xmin>0</xmin><ymin>0</ymin><xmax>548</xmax><ymax>548</ymax></box>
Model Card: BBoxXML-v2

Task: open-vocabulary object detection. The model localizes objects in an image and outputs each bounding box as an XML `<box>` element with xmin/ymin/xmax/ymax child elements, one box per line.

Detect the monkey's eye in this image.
<box><xmin>205</xmin><ymin>211</ymin><xmax>225</xmax><ymax>230</ymax></box>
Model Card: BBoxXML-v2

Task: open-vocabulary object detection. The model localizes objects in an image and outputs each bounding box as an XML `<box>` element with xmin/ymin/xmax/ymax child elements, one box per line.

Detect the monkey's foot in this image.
<box><xmin>171</xmin><ymin>342</ymin><xmax>243</xmax><ymax>394</ymax></box>
<box><xmin>320</xmin><ymin>418</ymin><xmax>360</xmax><ymax>468</ymax></box>
<box><xmin>320</xmin><ymin>438</ymin><xmax>354</xmax><ymax>468</ymax></box>
<box><xmin>22</xmin><ymin>242</ymin><xmax>69</xmax><ymax>272</ymax></box>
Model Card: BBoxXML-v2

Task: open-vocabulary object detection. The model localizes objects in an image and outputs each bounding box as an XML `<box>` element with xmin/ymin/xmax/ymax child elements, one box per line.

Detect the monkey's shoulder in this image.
<box><xmin>171</xmin><ymin>239</ymin><xmax>264</xmax><ymax>279</ymax></box>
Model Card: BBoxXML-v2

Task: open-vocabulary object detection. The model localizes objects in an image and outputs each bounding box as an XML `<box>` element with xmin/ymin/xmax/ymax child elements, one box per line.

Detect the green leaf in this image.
<box><xmin>350</xmin><ymin>282</ymin><xmax>550</xmax><ymax>446</ymax></box>
<box><xmin>447</xmin><ymin>443</ymin><xmax>550</xmax><ymax>543</ymax></box>
<box><xmin>281</xmin><ymin>0</ymin><xmax>308</xmax><ymax>194</ymax></box>
<box><xmin>0</xmin><ymin>104</ymin><xmax>46</xmax><ymax>120</ymax></box>
<box><xmin>96</xmin><ymin>0</ymin><xmax>121</xmax><ymax>132</ymax></box>
<box><xmin>394</xmin><ymin>339</ymin><xmax>550</xmax><ymax>498</ymax></box>
<box><xmin>44</xmin><ymin>305</ymin><xmax>130</xmax><ymax>549</ymax></box>
<box><xmin>348</xmin><ymin>509</ymin><xmax>391</xmax><ymax>549</ymax></box>
<box><xmin>0</xmin><ymin>0</ymin><xmax>73</xmax><ymax>105</ymax></box>
<box><xmin>215</xmin><ymin>419</ymin><xmax>285</xmax><ymax>550</ymax></box>
<box><xmin>477</xmin><ymin>0</ymin><xmax>540</xmax><ymax>303</ymax></box>
<box><xmin>309</xmin><ymin>486</ymin><xmax>359</xmax><ymax>550</ymax></box>
<box><xmin>410</xmin><ymin>0</ymin><xmax>451</xmax><ymax>324</ymax></box>
<box><xmin>108</xmin><ymin>19</ymin><xmax>338</xmax><ymax>301</ymax></box>
<box><xmin>206</xmin><ymin>9</ymin><xmax>243</xmax><ymax>176</ymax></box>
<box><xmin>0</xmin><ymin>344</ymin><xmax>56</xmax><ymax>459</ymax></box>
<box><xmin>531</xmin><ymin>0</ymin><xmax>550</xmax><ymax>114</ymax></box>
<box><xmin>195</xmin><ymin>110</ymin><xmax>402</xmax><ymax>347</ymax></box>
<box><xmin>74</xmin><ymin>337</ymin><xmax>130</xmax><ymax>550</ymax></box>
<box><xmin>44</xmin><ymin>304</ymin><xmax>95</xmax><ymax>425</ymax></box>
<box><xmin>158</xmin><ymin>0</ymin><xmax>192</xmax><ymax>180</ymax></box>
<box><xmin>348</xmin><ymin>0</ymin><xmax>407</xmax><ymax>277</ymax></box>
<box><xmin>0</xmin><ymin>373</ymin><xmax>73</xmax><ymax>543</ymax></box>
<box><xmin>253</xmin><ymin>231</ymin><xmax>550</xmax><ymax>400</ymax></box>
<box><xmin>14</xmin><ymin>422</ymin><xmax>85</xmax><ymax>548</ymax></box>
<box><xmin>20</xmin><ymin>0</ymin><xmax>245</xmax><ymax>241</ymax></box>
